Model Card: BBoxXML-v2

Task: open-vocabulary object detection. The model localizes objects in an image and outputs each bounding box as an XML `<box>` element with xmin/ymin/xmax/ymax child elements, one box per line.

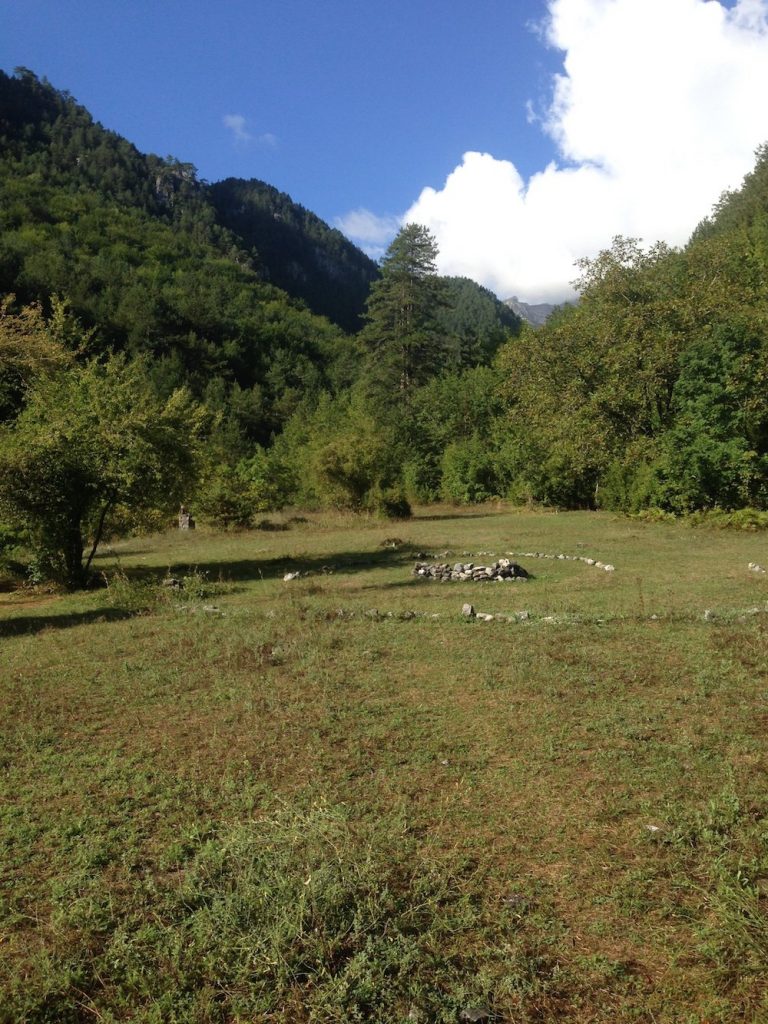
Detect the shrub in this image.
<box><xmin>440</xmin><ymin>436</ymin><xmax>499</xmax><ymax>504</ymax></box>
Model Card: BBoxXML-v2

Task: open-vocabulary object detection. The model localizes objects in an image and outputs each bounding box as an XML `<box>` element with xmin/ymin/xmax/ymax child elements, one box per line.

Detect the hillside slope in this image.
<box><xmin>208</xmin><ymin>177</ymin><xmax>378</xmax><ymax>333</ymax></box>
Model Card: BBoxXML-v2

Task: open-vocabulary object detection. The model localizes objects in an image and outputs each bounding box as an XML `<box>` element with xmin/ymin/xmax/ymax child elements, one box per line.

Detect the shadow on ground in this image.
<box><xmin>101</xmin><ymin>545</ymin><xmax>423</xmax><ymax>585</ymax></box>
<box><xmin>0</xmin><ymin>608</ymin><xmax>137</xmax><ymax>638</ymax></box>
<box><xmin>415</xmin><ymin>511</ymin><xmax>505</xmax><ymax>522</ymax></box>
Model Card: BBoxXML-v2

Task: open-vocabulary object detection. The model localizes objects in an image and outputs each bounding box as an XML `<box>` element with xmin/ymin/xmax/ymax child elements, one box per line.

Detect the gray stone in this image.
<box><xmin>461</xmin><ymin>603</ymin><xmax>476</xmax><ymax>618</ymax></box>
<box><xmin>178</xmin><ymin>505</ymin><xmax>195</xmax><ymax>530</ymax></box>
<box><xmin>460</xmin><ymin>1008</ymin><xmax>491</xmax><ymax>1023</ymax></box>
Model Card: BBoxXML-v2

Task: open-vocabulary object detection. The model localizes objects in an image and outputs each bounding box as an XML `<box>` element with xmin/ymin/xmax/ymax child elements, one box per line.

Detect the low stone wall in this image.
<box><xmin>507</xmin><ymin>550</ymin><xmax>615</xmax><ymax>572</ymax></box>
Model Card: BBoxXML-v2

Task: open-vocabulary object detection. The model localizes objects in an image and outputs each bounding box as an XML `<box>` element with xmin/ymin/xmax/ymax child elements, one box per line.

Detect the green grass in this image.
<box><xmin>1</xmin><ymin>506</ymin><xmax>767</xmax><ymax>1022</ymax></box>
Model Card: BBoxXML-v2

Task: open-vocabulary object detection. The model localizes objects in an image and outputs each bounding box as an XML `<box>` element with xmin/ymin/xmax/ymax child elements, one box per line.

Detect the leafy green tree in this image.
<box><xmin>197</xmin><ymin>446</ymin><xmax>293</xmax><ymax>528</ymax></box>
<box><xmin>653</xmin><ymin>321</ymin><xmax>768</xmax><ymax>511</ymax></box>
<box><xmin>361</xmin><ymin>224</ymin><xmax>450</xmax><ymax>398</ymax></box>
<box><xmin>0</xmin><ymin>296</ymin><xmax>75</xmax><ymax>421</ymax></box>
<box><xmin>0</xmin><ymin>354</ymin><xmax>206</xmax><ymax>588</ymax></box>
<box><xmin>440</xmin><ymin>435</ymin><xmax>501</xmax><ymax>504</ymax></box>
<box><xmin>404</xmin><ymin>366</ymin><xmax>504</xmax><ymax>501</ymax></box>
<box><xmin>276</xmin><ymin>390</ymin><xmax>406</xmax><ymax>513</ymax></box>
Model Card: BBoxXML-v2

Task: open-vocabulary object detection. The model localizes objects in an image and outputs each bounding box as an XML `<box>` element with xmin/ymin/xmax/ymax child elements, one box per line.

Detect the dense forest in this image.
<box><xmin>1</xmin><ymin>67</ymin><xmax>767</xmax><ymax>587</ymax></box>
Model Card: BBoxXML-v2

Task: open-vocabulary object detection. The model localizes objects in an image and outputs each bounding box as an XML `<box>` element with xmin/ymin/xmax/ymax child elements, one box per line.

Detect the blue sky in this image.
<box><xmin>3</xmin><ymin>0</ymin><xmax>766</xmax><ymax>301</ymax></box>
<box><xmin>1</xmin><ymin>0</ymin><xmax>557</xmax><ymax>222</ymax></box>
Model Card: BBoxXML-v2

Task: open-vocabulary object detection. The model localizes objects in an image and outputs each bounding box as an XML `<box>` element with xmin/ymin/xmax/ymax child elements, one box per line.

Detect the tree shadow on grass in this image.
<box><xmin>1</xmin><ymin>547</ymin><xmax>429</xmax><ymax>633</ymax></box>
<box><xmin>0</xmin><ymin>607</ymin><xmax>136</xmax><ymax>638</ymax></box>
<box><xmin>415</xmin><ymin>511</ymin><xmax>505</xmax><ymax>522</ymax></box>
<box><xmin>120</xmin><ymin>545</ymin><xmax>424</xmax><ymax>585</ymax></box>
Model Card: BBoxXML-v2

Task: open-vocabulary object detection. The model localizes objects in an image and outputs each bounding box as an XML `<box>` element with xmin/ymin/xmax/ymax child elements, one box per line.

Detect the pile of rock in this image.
<box><xmin>413</xmin><ymin>558</ymin><xmax>529</xmax><ymax>583</ymax></box>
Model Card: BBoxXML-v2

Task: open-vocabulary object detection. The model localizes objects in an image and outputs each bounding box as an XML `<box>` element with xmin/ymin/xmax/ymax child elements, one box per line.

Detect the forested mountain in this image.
<box><xmin>208</xmin><ymin>178</ymin><xmax>378</xmax><ymax>332</ymax></box>
<box><xmin>0</xmin><ymin>68</ymin><xmax>365</xmax><ymax>444</ymax></box>
<box><xmin>438</xmin><ymin>277</ymin><xmax>521</xmax><ymax>365</ymax></box>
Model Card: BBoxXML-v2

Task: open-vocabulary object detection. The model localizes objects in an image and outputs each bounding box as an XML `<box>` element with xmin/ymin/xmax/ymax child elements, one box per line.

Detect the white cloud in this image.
<box><xmin>223</xmin><ymin>113</ymin><xmax>252</xmax><ymax>142</ymax></box>
<box><xmin>334</xmin><ymin>208</ymin><xmax>402</xmax><ymax>259</ymax></box>
<box><xmin>223</xmin><ymin>115</ymin><xmax>278</xmax><ymax>148</ymax></box>
<box><xmin>402</xmin><ymin>0</ymin><xmax>768</xmax><ymax>303</ymax></box>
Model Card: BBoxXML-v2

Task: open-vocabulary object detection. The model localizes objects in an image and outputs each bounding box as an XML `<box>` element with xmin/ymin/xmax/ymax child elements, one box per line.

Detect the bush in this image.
<box><xmin>0</xmin><ymin>519</ymin><xmax>26</xmax><ymax>563</ymax></box>
<box><xmin>440</xmin><ymin>436</ymin><xmax>500</xmax><ymax>504</ymax></box>
<box><xmin>597</xmin><ymin>443</ymin><xmax>661</xmax><ymax>513</ymax></box>
<box><xmin>369</xmin><ymin>488</ymin><xmax>412</xmax><ymax>519</ymax></box>
<box><xmin>197</xmin><ymin>447</ymin><xmax>293</xmax><ymax>529</ymax></box>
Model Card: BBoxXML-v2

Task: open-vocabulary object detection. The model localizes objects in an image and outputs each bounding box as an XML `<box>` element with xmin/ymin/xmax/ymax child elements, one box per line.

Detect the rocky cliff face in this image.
<box><xmin>502</xmin><ymin>296</ymin><xmax>559</xmax><ymax>327</ymax></box>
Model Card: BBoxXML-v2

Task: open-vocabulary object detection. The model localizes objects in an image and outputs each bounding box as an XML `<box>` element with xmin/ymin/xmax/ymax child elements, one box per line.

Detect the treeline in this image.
<box><xmin>498</xmin><ymin>160</ymin><xmax>768</xmax><ymax>513</ymax></box>
<box><xmin>270</xmin><ymin>153</ymin><xmax>768</xmax><ymax>518</ymax></box>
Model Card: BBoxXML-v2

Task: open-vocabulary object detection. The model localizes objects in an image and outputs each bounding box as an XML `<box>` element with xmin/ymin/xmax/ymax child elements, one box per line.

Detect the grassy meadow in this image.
<box><xmin>1</xmin><ymin>506</ymin><xmax>767</xmax><ymax>1023</ymax></box>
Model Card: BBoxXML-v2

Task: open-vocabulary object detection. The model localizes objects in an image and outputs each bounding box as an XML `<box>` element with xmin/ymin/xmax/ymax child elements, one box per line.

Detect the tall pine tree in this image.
<box><xmin>361</xmin><ymin>224</ymin><xmax>449</xmax><ymax>397</ymax></box>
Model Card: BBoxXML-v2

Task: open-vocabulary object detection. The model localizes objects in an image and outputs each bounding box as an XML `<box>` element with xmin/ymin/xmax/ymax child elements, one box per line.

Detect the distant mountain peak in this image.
<box><xmin>503</xmin><ymin>296</ymin><xmax>559</xmax><ymax>327</ymax></box>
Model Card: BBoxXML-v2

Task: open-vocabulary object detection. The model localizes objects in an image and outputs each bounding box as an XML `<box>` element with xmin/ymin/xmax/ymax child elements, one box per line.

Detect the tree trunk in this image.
<box><xmin>63</xmin><ymin>518</ymin><xmax>85</xmax><ymax>590</ymax></box>
<box><xmin>84</xmin><ymin>497</ymin><xmax>114</xmax><ymax>577</ymax></box>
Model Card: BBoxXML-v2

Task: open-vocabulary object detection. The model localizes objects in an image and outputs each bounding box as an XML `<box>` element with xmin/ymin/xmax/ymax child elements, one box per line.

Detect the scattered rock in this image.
<box><xmin>703</xmin><ymin>609</ymin><xmax>716</xmax><ymax>621</ymax></box>
<box><xmin>460</xmin><ymin>1008</ymin><xmax>491</xmax><ymax>1023</ymax></box>
<box><xmin>462</xmin><ymin>603</ymin><xmax>476</xmax><ymax>618</ymax></box>
<box><xmin>283</xmin><ymin>571</ymin><xmax>302</xmax><ymax>582</ymax></box>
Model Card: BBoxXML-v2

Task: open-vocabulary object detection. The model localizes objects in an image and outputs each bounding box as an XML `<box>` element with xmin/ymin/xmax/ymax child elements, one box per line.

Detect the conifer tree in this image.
<box><xmin>361</xmin><ymin>224</ymin><xmax>449</xmax><ymax>397</ymax></box>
